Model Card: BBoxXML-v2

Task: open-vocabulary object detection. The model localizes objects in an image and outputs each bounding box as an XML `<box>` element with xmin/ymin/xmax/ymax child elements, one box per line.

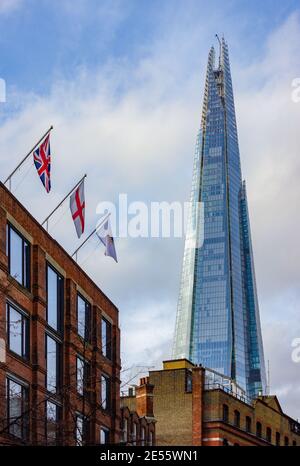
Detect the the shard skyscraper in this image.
<box><xmin>172</xmin><ymin>37</ymin><xmax>266</xmax><ymax>398</ymax></box>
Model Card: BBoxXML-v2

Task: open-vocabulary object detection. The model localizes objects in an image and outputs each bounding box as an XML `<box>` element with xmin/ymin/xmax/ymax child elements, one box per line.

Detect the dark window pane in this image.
<box><xmin>101</xmin><ymin>317</ymin><xmax>112</xmax><ymax>359</ymax></box>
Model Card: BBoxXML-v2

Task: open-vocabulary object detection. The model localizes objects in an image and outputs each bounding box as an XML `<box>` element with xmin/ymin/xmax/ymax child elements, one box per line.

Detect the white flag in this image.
<box><xmin>96</xmin><ymin>216</ymin><xmax>118</xmax><ymax>262</ymax></box>
<box><xmin>70</xmin><ymin>180</ymin><xmax>85</xmax><ymax>238</ymax></box>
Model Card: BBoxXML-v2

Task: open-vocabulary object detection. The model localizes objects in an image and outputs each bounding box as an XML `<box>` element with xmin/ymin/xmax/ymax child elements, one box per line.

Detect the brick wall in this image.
<box><xmin>0</xmin><ymin>182</ymin><xmax>121</xmax><ymax>445</ymax></box>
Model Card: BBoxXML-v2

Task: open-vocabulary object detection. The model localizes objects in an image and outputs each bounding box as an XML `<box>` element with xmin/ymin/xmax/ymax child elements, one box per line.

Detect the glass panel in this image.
<box><xmin>9</xmin><ymin>228</ymin><xmax>23</xmax><ymax>285</ymax></box>
<box><xmin>46</xmin><ymin>335</ymin><xmax>58</xmax><ymax>393</ymax></box>
<box><xmin>46</xmin><ymin>401</ymin><xmax>58</xmax><ymax>445</ymax></box>
<box><xmin>76</xmin><ymin>416</ymin><xmax>83</xmax><ymax>446</ymax></box>
<box><xmin>100</xmin><ymin>428</ymin><xmax>109</xmax><ymax>444</ymax></box>
<box><xmin>102</xmin><ymin>318</ymin><xmax>112</xmax><ymax>359</ymax></box>
<box><xmin>8</xmin><ymin>379</ymin><xmax>26</xmax><ymax>439</ymax></box>
<box><xmin>9</xmin><ymin>307</ymin><xmax>22</xmax><ymax>356</ymax></box>
<box><xmin>77</xmin><ymin>295</ymin><xmax>87</xmax><ymax>339</ymax></box>
<box><xmin>47</xmin><ymin>267</ymin><xmax>58</xmax><ymax>330</ymax></box>
<box><xmin>101</xmin><ymin>375</ymin><xmax>110</xmax><ymax>410</ymax></box>
<box><xmin>77</xmin><ymin>357</ymin><xmax>84</xmax><ymax>395</ymax></box>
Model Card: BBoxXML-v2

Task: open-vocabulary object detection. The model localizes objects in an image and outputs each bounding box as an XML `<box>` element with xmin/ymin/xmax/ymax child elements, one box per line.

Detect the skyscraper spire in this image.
<box><xmin>172</xmin><ymin>38</ymin><xmax>266</xmax><ymax>398</ymax></box>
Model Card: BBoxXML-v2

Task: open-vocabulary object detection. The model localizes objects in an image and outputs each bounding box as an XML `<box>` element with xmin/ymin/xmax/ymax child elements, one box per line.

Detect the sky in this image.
<box><xmin>0</xmin><ymin>0</ymin><xmax>299</xmax><ymax>419</ymax></box>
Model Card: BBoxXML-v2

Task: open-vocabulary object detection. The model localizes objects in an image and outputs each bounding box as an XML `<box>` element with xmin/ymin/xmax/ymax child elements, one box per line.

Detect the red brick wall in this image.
<box><xmin>0</xmin><ymin>183</ymin><xmax>121</xmax><ymax>445</ymax></box>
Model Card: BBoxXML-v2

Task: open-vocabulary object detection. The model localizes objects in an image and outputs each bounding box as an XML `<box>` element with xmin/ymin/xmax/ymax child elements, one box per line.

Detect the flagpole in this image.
<box><xmin>3</xmin><ymin>125</ymin><xmax>54</xmax><ymax>191</ymax></box>
<box><xmin>72</xmin><ymin>212</ymin><xmax>111</xmax><ymax>262</ymax></box>
<box><xmin>42</xmin><ymin>174</ymin><xmax>87</xmax><ymax>231</ymax></box>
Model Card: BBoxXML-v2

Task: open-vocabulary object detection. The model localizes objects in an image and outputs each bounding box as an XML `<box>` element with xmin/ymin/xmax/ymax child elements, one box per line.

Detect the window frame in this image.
<box><xmin>6</xmin><ymin>302</ymin><xmax>30</xmax><ymax>360</ymax></box>
<box><xmin>245</xmin><ymin>416</ymin><xmax>252</xmax><ymax>433</ymax></box>
<box><xmin>7</xmin><ymin>223</ymin><xmax>31</xmax><ymax>290</ymax></box>
<box><xmin>77</xmin><ymin>293</ymin><xmax>91</xmax><ymax>342</ymax></box>
<box><xmin>45</xmin><ymin>400</ymin><xmax>61</xmax><ymax>446</ymax></box>
<box><xmin>76</xmin><ymin>355</ymin><xmax>90</xmax><ymax>399</ymax></box>
<box><xmin>46</xmin><ymin>263</ymin><xmax>64</xmax><ymax>334</ymax></box>
<box><xmin>75</xmin><ymin>414</ymin><xmax>89</xmax><ymax>446</ymax></box>
<box><xmin>6</xmin><ymin>376</ymin><xmax>29</xmax><ymax>440</ymax></box>
<box><xmin>233</xmin><ymin>409</ymin><xmax>240</xmax><ymax>428</ymax></box>
<box><xmin>256</xmin><ymin>421</ymin><xmax>262</xmax><ymax>438</ymax></box>
<box><xmin>222</xmin><ymin>404</ymin><xmax>229</xmax><ymax>423</ymax></box>
<box><xmin>101</xmin><ymin>316</ymin><xmax>112</xmax><ymax>360</ymax></box>
<box><xmin>101</xmin><ymin>373</ymin><xmax>111</xmax><ymax>412</ymax></box>
<box><xmin>45</xmin><ymin>333</ymin><xmax>62</xmax><ymax>394</ymax></box>
<box><xmin>100</xmin><ymin>427</ymin><xmax>110</xmax><ymax>445</ymax></box>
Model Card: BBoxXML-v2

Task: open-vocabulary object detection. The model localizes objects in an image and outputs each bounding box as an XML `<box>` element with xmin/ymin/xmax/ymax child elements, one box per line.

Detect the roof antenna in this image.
<box><xmin>215</xmin><ymin>34</ymin><xmax>221</xmax><ymax>68</ymax></box>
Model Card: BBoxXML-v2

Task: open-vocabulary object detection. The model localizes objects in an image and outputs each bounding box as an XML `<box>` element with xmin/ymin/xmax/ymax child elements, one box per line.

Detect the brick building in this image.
<box><xmin>121</xmin><ymin>377</ymin><xmax>156</xmax><ymax>446</ymax></box>
<box><xmin>147</xmin><ymin>359</ymin><xmax>300</xmax><ymax>446</ymax></box>
<box><xmin>0</xmin><ymin>182</ymin><xmax>121</xmax><ymax>445</ymax></box>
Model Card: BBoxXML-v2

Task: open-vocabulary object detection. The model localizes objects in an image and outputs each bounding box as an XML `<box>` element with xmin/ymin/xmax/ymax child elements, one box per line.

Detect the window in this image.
<box><xmin>234</xmin><ymin>410</ymin><xmax>240</xmax><ymax>428</ymax></box>
<box><xmin>75</xmin><ymin>415</ymin><xmax>89</xmax><ymax>446</ymax></box>
<box><xmin>141</xmin><ymin>426</ymin><xmax>146</xmax><ymax>446</ymax></box>
<box><xmin>46</xmin><ymin>401</ymin><xmax>61</xmax><ymax>445</ymax></box>
<box><xmin>132</xmin><ymin>422</ymin><xmax>137</xmax><ymax>446</ymax></box>
<box><xmin>6</xmin><ymin>377</ymin><xmax>28</xmax><ymax>440</ymax></box>
<box><xmin>47</xmin><ymin>265</ymin><xmax>64</xmax><ymax>332</ymax></box>
<box><xmin>149</xmin><ymin>431</ymin><xmax>154</xmax><ymax>446</ymax></box>
<box><xmin>7</xmin><ymin>303</ymin><xmax>29</xmax><ymax>359</ymax></box>
<box><xmin>122</xmin><ymin>418</ymin><xmax>128</xmax><ymax>444</ymax></box>
<box><xmin>101</xmin><ymin>317</ymin><xmax>112</xmax><ymax>360</ymax></box>
<box><xmin>185</xmin><ymin>373</ymin><xmax>192</xmax><ymax>392</ymax></box>
<box><xmin>101</xmin><ymin>374</ymin><xmax>111</xmax><ymax>411</ymax></box>
<box><xmin>276</xmin><ymin>432</ymin><xmax>281</xmax><ymax>446</ymax></box>
<box><xmin>284</xmin><ymin>436</ymin><xmax>289</xmax><ymax>446</ymax></box>
<box><xmin>256</xmin><ymin>421</ymin><xmax>262</xmax><ymax>438</ymax></box>
<box><xmin>100</xmin><ymin>427</ymin><xmax>110</xmax><ymax>444</ymax></box>
<box><xmin>7</xmin><ymin>224</ymin><xmax>30</xmax><ymax>289</ymax></box>
<box><xmin>266</xmin><ymin>427</ymin><xmax>272</xmax><ymax>443</ymax></box>
<box><xmin>46</xmin><ymin>334</ymin><xmax>61</xmax><ymax>393</ymax></box>
<box><xmin>77</xmin><ymin>294</ymin><xmax>91</xmax><ymax>341</ymax></box>
<box><xmin>246</xmin><ymin>416</ymin><xmax>252</xmax><ymax>433</ymax></box>
<box><xmin>222</xmin><ymin>404</ymin><xmax>229</xmax><ymax>422</ymax></box>
<box><xmin>76</xmin><ymin>356</ymin><xmax>90</xmax><ymax>398</ymax></box>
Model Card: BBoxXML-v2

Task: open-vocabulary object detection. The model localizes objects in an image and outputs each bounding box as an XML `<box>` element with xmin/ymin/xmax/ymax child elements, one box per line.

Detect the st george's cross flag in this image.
<box><xmin>70</xmin><ymin>180</ymin><xmax>85</xmax><ymax>238</ymax></box>
<box><xmin>33</xmin><ymin>134</ymin><xmax>51</xmax><ymax>192</ymax></box>
<box><xmin>96</xmin><ymin>216</ymin><xmax>118</xmax><ymax>262</ymax></box>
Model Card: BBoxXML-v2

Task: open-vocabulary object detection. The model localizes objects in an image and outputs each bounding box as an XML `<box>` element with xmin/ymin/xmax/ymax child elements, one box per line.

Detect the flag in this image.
<box><xmin>70</xmin><ymin>180</ymin><xmax>85</xmax><ymax>238</ymax></box>
<box><xmin>96</xmin><ymin>216</ymin><xmax>118</xmax><ymax>262</ymax></box>
<box><xmin>33</xmin><ymin>133</ymin><xmax>51</xmax><ymax>193</ymax></box>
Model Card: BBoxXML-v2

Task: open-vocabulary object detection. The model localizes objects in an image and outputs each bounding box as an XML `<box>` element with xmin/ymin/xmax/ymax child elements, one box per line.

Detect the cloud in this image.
<box><xmin>0</xmin><ymin>0</ymin><xmax>23</xmax><ymax>14</ymax></box>
<box><xmin>0</xmin><ymin>4</ymin><xmax>299</xmax><ymax>419</ymax></box>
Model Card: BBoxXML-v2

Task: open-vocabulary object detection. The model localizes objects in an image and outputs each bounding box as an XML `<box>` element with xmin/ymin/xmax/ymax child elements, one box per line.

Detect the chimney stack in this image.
<box><xmin>135</xmin><ymin>376</ymin><xmax>154</xmax><ymax>419</ymax></box>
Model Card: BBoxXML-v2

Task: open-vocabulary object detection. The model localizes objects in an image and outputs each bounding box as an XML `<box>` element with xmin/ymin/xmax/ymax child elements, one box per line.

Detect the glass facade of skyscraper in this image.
<box><xmin>172</xmin><ymin>38</ymin><xmax>266</xmax><ymax>398</ymax></box>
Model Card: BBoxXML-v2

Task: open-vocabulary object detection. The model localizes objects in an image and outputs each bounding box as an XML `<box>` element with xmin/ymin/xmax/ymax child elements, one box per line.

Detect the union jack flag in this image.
<box><xmin>33</xmin><ymin>134</ymin><xmax>51</xmax><ymax>192</ymax></box>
